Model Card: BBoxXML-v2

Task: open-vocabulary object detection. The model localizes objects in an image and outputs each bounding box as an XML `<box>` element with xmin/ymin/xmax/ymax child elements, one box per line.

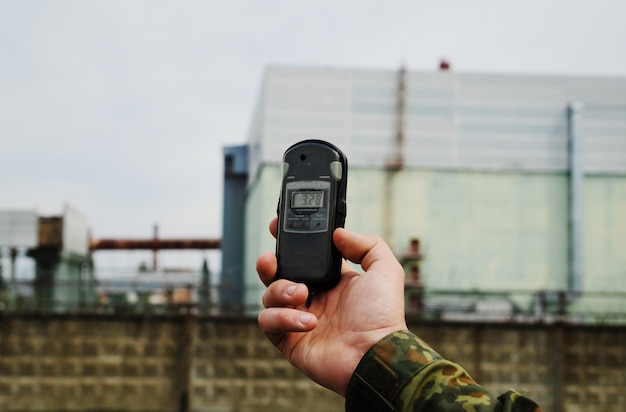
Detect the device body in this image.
<box><xmin>275</xmin><ymin>140</ymin><xmax>348</xmax><ymax>290</ymax></box>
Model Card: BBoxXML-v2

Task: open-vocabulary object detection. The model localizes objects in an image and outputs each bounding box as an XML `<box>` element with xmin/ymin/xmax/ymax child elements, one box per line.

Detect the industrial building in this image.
<box><xmin>0</xmin><ymin>206</ymin><xmax>218</xmax><ymax>313</ymax></box>
<box><xmin>0</xmin><ymin>205</ymin><xmax>95</xmax><ymax>311</ymax></box>
<box><xmin>222</xmin><ymin>65</ymin><xmax>626</xmax><ymax>319</ymax></box>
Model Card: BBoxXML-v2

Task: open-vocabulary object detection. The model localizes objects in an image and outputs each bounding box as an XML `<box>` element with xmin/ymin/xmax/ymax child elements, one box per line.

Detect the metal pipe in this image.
<box><xmin>383</xmin><ymin>66</ymin><xmax>407</xmax><ymax>247</ymax></box>
<box><xmin>89</xmin><ymin>239</ymin><xmax>221</xmax><ymax>251</ymax></box>
<box><xmin>567</xmin><ymin>102</ymin><xmax>584</xmax><ymax>293</ymax></box>
<box><xmin>392</xmin><ymin>65</ymin><xmax>406</xmax><ymax>170</ymax></box>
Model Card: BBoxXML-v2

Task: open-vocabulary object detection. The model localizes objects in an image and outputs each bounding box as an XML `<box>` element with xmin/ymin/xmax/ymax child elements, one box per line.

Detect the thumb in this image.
<box><xmin>333</xmin><ymin>228</ymin><xmax>403</xmax><ymax>275</ymax></box>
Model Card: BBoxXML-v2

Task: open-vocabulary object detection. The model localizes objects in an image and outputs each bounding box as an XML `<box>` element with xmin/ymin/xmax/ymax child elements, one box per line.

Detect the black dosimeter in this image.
<box><xmin>275</xmin><ymin>140</ymin><xmax>348</xmax><ymax>297</ymax></box>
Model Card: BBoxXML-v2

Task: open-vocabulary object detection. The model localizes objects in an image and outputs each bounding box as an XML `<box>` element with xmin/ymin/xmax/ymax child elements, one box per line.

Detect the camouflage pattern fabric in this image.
<box><xmin>346</xmin><ymin>330</ymin><xmax>540</xmax><ymax>411</ymax></box>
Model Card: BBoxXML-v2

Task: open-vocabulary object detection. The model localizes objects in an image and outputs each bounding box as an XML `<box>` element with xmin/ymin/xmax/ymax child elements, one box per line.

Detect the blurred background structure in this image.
<box><xmin>235</xmin><ymin>65</ymin><xmax>626</xmax><ymax>323</ymax></box>
<box><xmin>2</xmin><ymin>64</ymin><xmax>626</xmax><ymax>323</ymax></box>
<box><xmin>0</xmin><ymin>207</ymin><xmax>220</xmax><ymax>315</ymax></box>
<box><xmin>0</xmin><ymin>206</ymin><xmax>94</xmax><ymax>312</ymax></box>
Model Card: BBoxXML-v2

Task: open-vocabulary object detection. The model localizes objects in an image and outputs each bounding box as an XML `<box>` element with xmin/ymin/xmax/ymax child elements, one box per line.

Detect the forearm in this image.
<box><xmin>345</xmin><ymin>330</ymin><xmax>540</xmax><ymax>412</ymax></box>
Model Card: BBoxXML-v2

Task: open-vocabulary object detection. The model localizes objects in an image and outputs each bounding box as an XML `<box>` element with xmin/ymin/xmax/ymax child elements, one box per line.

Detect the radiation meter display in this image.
<box><xmin>284</xmin><ymin>182</ymin><xmax>330</xmax><ymax>233</ymax></box>
<box><xmin>275</xmin><ymin>140</ymin><xmax>348</xmax><ymax>292</ymax></box>
<box><xmin>291</xmin><ymin>191</ymin><xmax>324</xmax><ymax>208</ymax></box>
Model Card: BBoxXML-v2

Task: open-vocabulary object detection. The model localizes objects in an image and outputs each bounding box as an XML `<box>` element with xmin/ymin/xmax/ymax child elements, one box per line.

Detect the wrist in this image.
<box><xmin>338</xmin><ymin>326</ymin><xmax>408</xmax><ymax>396</ymax></box>
<box><xmin>345</xmin><ymin>330</ymin><xmax>442</xmax><ymax>411</ymax></box>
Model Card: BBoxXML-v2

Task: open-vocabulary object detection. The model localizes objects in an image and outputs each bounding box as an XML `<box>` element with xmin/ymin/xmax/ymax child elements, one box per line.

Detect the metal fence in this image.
<box><xmin>1</xmin><ymin>276</ymin><xmax>626</xmax><ymax>325</ymax></box>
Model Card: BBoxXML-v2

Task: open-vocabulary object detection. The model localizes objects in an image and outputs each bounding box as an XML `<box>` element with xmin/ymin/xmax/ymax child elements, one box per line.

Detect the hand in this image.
<box><xmin>257</xmin><ymin>218</ymin><xmax>408</xmax><ymax>396</ymax></box>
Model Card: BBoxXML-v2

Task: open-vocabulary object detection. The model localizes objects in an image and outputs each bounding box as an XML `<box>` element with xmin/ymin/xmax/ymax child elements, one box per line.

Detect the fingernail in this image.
<box><xmin>300</xmin><ymin>314</ymin><xmax>312</xmax><ymax>325</ymax></box>
<box><xmin>286</xmin><ymin>285</ymin><xmax>297</xmax><ymax>296</ymax></box>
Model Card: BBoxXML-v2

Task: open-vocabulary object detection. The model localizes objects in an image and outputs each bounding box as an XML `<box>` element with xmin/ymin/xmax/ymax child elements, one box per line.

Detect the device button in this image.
<box><xmin>330</xmin><ymin>161</ymin><xmax>342</xmax><ymax>180</ymax></box>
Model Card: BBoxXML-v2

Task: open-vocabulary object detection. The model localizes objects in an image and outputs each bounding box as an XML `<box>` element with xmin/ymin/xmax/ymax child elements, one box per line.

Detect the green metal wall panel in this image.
<box><xmin>244</xmin><ymin>164</ymin><xmax>626</xmax><ymax>316</ymax></box>
<box><xmin>584</xmin><ymin>176</ymin><xmax>626</xmax><ymax>292</ymax></box>
<box><xmin>246</xmin><ymin>165</ymin><xmax>626</xmax><ymax>292</ymax></box>
<box><xmin>391</xmin><ymin>170</ymin><xmax>569</xmax><ymax>292</ymax></box>
<box><xmin>344</xmin><ymin>167</ymin><xmax>387</xmax><ymax>236</ymax></box>
<box><xmin>243</xmin><ymin>165</ymin><xmax>282</xmax><ymax>311</ymax></box>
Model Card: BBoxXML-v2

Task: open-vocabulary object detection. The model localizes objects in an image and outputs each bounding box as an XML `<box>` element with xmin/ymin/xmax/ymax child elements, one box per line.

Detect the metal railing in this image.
<box><xmin>1</xmin><ymin>277</ymin><xmax>626</xmax><ymax>325</ymax></box>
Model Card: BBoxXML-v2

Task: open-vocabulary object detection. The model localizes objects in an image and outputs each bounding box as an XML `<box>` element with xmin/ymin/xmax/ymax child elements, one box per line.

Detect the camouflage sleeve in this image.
<box><xmin>345</xmin><ymin>330</ymin><xmax>540</xmax><ymax>412</ymax></box>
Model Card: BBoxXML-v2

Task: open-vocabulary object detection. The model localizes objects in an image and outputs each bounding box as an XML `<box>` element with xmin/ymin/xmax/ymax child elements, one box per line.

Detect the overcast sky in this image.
<box><xmin>1</xmin><ymin>0</ymin><xmax>625</xmax><ymax>271</ymax></box>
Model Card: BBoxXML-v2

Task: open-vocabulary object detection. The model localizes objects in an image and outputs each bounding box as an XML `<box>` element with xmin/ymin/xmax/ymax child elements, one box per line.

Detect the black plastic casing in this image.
<box><xmin>275</xmin><ymin>140</ymin><xmax>348</xmax><ymax>290</ymax></box>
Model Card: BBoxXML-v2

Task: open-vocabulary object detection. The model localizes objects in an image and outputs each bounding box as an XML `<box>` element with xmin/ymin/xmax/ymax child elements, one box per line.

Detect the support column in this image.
<box><xmin>567</xmin><ymin>102</ymin><xmax>584</xmax><ymax>293</ymax></box>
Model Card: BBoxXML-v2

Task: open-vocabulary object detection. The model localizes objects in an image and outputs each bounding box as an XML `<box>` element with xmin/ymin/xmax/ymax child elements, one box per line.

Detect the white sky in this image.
<box><xmin>1</xmin><ymin>0</ymin><xmax>625</xmax><ymax>272</ymax></box>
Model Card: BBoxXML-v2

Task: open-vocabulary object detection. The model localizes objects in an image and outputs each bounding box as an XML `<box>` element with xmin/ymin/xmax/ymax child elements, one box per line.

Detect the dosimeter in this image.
<box><xmin>275</xmin><ymin>140</ymin><xmax>348</xmax><ymax>296</ymax></box>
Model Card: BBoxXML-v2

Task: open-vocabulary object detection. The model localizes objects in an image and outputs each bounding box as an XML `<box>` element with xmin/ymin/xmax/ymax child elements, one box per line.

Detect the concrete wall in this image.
<box><xmin>1</xmin><ymin>315</ymin><xmax>624</xmax><ymax>412</ymax></box>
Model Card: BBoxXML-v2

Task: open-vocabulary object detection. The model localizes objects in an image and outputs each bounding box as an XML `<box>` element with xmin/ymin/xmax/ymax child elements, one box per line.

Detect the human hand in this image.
<box><xmin>257</xmin><ymin>218</ymin><xmax>408</xmax><ymax>396</ymax></box>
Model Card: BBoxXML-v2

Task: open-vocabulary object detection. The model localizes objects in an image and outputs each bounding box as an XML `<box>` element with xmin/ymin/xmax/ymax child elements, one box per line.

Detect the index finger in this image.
<box><xmin>256</xmin><ymin>251</ymin><xmax>278</xmax><ymax>287</ymax></box>
<box><xmin>269</xmin><ymin>217</ymin><xmax>278</xmax><ymax>238</ymax></box>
